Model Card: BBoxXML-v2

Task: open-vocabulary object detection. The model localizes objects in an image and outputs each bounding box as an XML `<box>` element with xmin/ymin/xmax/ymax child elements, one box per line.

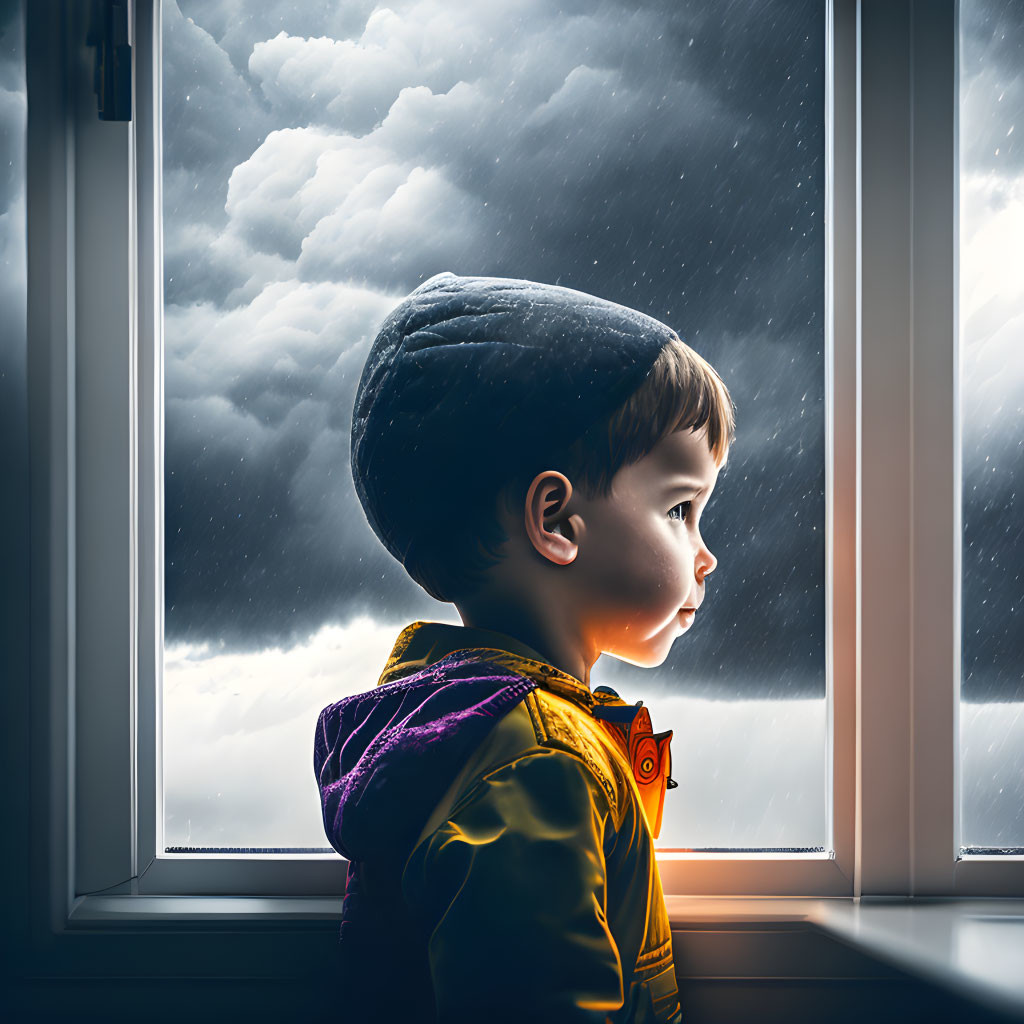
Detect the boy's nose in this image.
<box><xmin>696</xmin><ymin>547</ymin><xmax>717</xmax><ymax>582</ymax></box>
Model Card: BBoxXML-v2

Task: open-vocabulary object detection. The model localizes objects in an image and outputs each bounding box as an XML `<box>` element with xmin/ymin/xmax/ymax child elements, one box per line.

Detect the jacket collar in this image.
<box><xmin>376</xmin><ymin>620</ymin><xmax>595</xmax><ymax>713</ymax></box>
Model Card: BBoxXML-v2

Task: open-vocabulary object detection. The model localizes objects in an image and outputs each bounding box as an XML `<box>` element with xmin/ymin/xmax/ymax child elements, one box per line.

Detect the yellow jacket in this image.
<box><xmin>315</xmin><ymin>620</ymin><xmax>683</xmax><ymax>1023</ymax></box>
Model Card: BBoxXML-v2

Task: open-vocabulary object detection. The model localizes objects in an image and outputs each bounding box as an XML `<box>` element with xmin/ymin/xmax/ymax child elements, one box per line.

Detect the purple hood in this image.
<box><xmin>313</xmin><ymin>652</ymin><xmax>539</xmax><ymax>863</ymax></box>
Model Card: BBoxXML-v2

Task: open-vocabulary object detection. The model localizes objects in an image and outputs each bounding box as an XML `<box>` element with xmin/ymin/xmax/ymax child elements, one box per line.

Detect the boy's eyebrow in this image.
<box><xmin>662</xmin><ymin>476</ymin><xmax>706</xmax><ymax>495</ymax></box>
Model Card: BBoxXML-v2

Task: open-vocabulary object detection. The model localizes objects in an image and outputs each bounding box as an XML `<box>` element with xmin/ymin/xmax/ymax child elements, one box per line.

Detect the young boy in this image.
<box><xmin>314</xmin><ymin>272</ymin><xmax>735</xmax><ymax>1023</ymax></box>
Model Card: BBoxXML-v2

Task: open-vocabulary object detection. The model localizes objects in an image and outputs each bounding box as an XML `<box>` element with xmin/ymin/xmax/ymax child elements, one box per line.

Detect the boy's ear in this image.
<box><xmin>524</xmin><ymin>471</ymin><xmax>583</xmax><ymax>566</ymax></box>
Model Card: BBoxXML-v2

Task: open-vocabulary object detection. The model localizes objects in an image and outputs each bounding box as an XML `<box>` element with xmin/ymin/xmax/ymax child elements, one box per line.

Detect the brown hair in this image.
<box><xmin>405</xmin><ymin>335</ymin><xmax>736</xmax><ymax>603</ymax></box>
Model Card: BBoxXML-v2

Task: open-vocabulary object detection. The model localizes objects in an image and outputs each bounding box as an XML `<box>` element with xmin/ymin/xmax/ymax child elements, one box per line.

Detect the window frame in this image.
<box><xmin>24</xmin><ymin>0</ymin><xmax>1021</xmax><ymax>932</ymax></box>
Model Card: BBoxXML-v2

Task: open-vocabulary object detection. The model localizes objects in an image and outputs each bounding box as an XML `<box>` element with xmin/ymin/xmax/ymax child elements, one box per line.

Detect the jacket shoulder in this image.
<box><xmin>408</xmin><ymin>680</ymin><xmax>627</xmax><ymax>856</ymax></box>
<box><xmin>428</xmin><ymin>655</ymin><xmax>628</xmax><ymax>820</ymax></box>
<box><xmin>519</xmin><ymin>689</ymin><xmax>625</xmax><ymax>824</ymax></box>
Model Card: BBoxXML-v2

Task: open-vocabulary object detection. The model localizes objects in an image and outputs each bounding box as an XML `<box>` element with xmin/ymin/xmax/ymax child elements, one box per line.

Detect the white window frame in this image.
<box><xmin>24</xmin><ymin>0</ymin><xmax>1022</xmax><ymax>933</ymax></box>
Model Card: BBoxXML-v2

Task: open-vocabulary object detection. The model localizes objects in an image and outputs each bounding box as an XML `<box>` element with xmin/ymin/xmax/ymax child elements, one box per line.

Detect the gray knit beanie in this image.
<box><xmin>350</xmin><ymin>272</ymin><xmax>678</xmax><ymax>570</ymax></box>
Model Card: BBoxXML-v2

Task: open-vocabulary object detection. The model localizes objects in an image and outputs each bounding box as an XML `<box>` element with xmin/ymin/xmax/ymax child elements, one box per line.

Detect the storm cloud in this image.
<box><xmin>154</xmin><ymin>0</ymin><xmax>1023</xmax><ymax>850</ymax></box>
<box><xmin>165</xmin><ymin>0</ymin><xmax>830</xmax><ymax>699</ymax></box>
<box><xmin>161</xmin><ymin>0</ymin><xmax>1020</xmax><ymax>701</ymax></box>
<box><xmin>960</xmin><ymin>0</ymin><xmax>1024</xmax><ymax>703</ymax></box>
<box><xmin>0</xmin><ymin>0</ymin><xmax>25</xmax><ymax>332</ymax></box>
<box><xmin>0</xmin><ymin>0</ymin><xmax>27</xmax><ymax>549</ymax></box>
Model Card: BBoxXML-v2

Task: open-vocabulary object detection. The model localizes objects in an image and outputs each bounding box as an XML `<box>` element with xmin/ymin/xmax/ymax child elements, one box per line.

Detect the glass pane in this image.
<box><xmin>0</xmin><ymin>0</ymin><xmax>27</xmax><ymax>691</ymax></box>
<box><xmin>959</xmin><ymin>0</ymin><xmax>1024</xmax><ymax>853</ymax></box>
<box><xmin>162</xmin><ymin>0</ymin><xmax>827</xmax><ymax>852</ymax></box>
<box><xmin>0</xmin><ymin>0</ymin><xmax>25</xmax><ymax>369</ymax></box>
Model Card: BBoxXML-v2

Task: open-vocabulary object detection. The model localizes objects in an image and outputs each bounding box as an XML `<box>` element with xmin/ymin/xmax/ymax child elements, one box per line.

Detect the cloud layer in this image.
<box><xmin>164</xmin><ymin>615</ymin><xmax>1024</xmax><ymax>850</ymax></box>
<box><xmin>959</xmin><ymin>0</ymin><xmax>1024</xmax><ymax>702</ymax></box>
<box><xmin>155</xmin><ymin>0</ymin><xmax>1022</xmax><ymax>850</ymax></box>
<box><xmin>164</xmin><ymin>615</ymin><xmax>832</xmax><ymax>850</ymax></box>
<box><xmin>162</xmin><ymin>0</ymin><xmax>1020</xmax><ymax>699</ymax></box>
<box><xmin>165</xmin><ymin>0</ymin><xmax>831</xmax><ymax>700</ymax></box>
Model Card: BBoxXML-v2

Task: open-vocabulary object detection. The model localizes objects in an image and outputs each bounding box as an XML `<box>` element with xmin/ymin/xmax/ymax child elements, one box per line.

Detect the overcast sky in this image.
<box><xmin>163</xmin><ymin>0</ymin><xmax>831</xmax><ymax>704</ymax></box>
<box><xmin>0</xmin><ymin>0</ymin><xmax>25</xmax><ymax>383</ymax></box>
<box><xmin>161</xmin><ymin>0</ymin><xmax>1022</xmax><ymax>711</ymax></box>
<box><xmin>156</xmin><ymin>0</ymin><xmax>835</xmax><ymax>850</ymax></box>
<box><xmin>149</xmin><ymin>0</ymin><xmax>1024</xmax><ymax>849</ymax></box>
<box><xmin>958</xmin><ymin>0</ymin><xmax>1024</xmax><ymax>705</ymax></box>
<box><xmin>0</xmin><ymin>0</ymin><xmax>27</xmax><ymax>674</ymax></box>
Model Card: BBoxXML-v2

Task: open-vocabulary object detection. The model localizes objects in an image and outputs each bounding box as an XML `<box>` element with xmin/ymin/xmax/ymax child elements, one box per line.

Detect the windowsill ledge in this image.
<box><xmin>69</xmin><ymin>895</ymin><xmax>1024</xmax><ymax>1020</ymax></box>
<box><xmin>666</xmin><ymin>896</ymin><xmax>1024</xmax><ymax>1021</ymax></box>
<box><xmin>68</xmin><ymin>895</ymin><xmax>344</xmax><ymax>926</ymax></box>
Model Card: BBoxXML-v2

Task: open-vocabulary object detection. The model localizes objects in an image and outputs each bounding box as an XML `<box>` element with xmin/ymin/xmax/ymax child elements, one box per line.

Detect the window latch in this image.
<box><xmin>87</xmin><ymin>0</ymin><xmax>132</xmax><ymax>121</ymax></box>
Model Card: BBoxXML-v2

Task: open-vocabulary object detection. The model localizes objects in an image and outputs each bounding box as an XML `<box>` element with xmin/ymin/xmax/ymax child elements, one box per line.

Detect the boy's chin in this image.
<box><xmin>600</xmin><ymin>643</ymin><xmax>672</xmax><ymax>670</ymax></box>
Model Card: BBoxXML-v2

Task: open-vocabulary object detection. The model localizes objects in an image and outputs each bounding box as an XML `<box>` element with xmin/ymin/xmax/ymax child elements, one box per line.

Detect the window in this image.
<box><xmin>958</xmin><ymin>0</ymin><xmax>1024</xmax><ymax>856</ymax></box>
<box><xmin>21</xmin><ymin>0</ymin><xmax>1021</xmax><ymax>924</ymax></box>
<box><xmin>160</xmin><ymin>0</ymin><xmax>830</xmax><ymax>859</ymax></box>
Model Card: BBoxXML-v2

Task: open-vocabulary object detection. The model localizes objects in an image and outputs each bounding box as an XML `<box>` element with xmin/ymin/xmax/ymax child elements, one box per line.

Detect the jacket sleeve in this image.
<box><xmin>401</xmin><ymin>746</ymin><xmax>624</xmax><ymax>1024</ymax></box>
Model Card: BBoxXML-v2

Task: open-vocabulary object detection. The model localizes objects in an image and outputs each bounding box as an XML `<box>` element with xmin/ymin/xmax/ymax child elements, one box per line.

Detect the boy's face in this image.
<box><xmin>571</xmin><ymin>425</ymin><xmax>724</xmax><ymax>668</ymax></box>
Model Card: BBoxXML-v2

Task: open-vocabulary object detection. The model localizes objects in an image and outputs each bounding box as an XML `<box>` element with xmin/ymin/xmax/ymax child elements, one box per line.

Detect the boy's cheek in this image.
<box><xmin>588</xmin><ymin>557</ymin><xmax>685</xmax><ymax>621</ymax></box>
<box><xmin>574</xmin><ymin>512</ymin><xmax>687</xmax><ymax>608</ymax></box>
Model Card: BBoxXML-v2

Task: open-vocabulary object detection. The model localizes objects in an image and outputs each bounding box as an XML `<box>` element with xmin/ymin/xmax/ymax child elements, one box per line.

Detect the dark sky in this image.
<box><xmin>159</xmin><ymin>0</ymin><xmax>1020</xmax><ymax>701</ymax></box>
<box><xmin>163</xmin><ymin>0</ymin><xmax>828</xmax><ymax>700</ymax></box>
<box><xmin>958</xmin><ymin>0</ymin><xmax>1024</xmax><ymax>703</ymax></box>
<box><xmin>0</xmin><ymin>0</ymin><xmax>27</xmax><ymax>557</ymax></box>
<box><xmin>0</xmin><ymin>0</ymin><xmax>25</xmax><ymax>334</ymax></box>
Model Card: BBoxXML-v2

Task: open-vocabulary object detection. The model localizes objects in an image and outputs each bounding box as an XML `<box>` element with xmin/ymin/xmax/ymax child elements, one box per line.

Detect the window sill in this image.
<box><xmin>69</xmin><ymin>894</ymin><xmax>1024</xmax><ymax>1019</ymax></box>
<box><xmin>666</xmin><ymin>896</ymin><xmax>1024</xmax><ymax>1021</ymax></box>
<box><xmin>68</xmin><ymin>895</ymin><xmax>343</xmax><ymax>928</ymax></box>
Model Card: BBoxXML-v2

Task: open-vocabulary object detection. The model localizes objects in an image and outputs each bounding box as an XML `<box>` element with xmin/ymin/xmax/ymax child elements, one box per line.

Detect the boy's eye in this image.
<box><xmin>668</xmin><ymin>501</ymin><xmax>692</xmax><ymax>522</ymax></box>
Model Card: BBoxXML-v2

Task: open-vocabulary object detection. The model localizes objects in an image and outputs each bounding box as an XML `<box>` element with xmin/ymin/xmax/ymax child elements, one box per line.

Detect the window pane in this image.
<box><xmin>162</xmin><ymin>0</ymin><xmax>827</xmax><ymax>852</ymax></box>
<box><xmin>0</xmin><ymin>0</ymin><xmax>25</xmax><ymax>383</ymax></box>
<box><xmin>959</xmin><ymin>0</ymin><xmax>1024</xmax><ymax>853</ymax></box>
<box><xmin>0</xmin><ymin>0</ymin><xmax>27</xmax><ymax>721</ymax></box>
